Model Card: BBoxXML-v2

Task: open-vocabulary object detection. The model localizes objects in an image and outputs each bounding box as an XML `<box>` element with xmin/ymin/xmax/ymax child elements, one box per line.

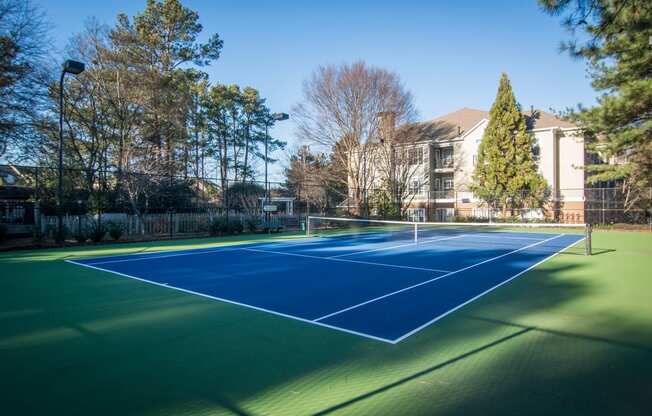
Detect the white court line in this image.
<box><xmin>455</xmin><ymin>234</ymin><xmax>549</xmax><ymax>241</ymax></box>
<box><xmin>391</xmin><ymin>236</ymin><xmax>585</xmax><ymax>343</ymax></box>
<box><xmin>81</xmin><ymin>247</ymin><xmax>241</xmax><ymax>265</ymax></box>
<box><xmin>313</xmin><ymin>233</ymin><xmax>566</xmax><ymax>322</ymax></box>
<box><xmin>65</xmin><ymin>234</ymin><xmax>584</xmax><ymax>345</ymax></box>
<box><xmin>238</xmin><ymin>247</ymin><xmax>452</xmax><ymax>273</ymax></box>
<box><xmin>327</xmin><ymin>234</ymin><xmax>467</xmax><ymax>258</ymax></box>
<box><xmin>64</xmin><ymin>259</ymin><xmax>395</xmax><ymax>344</ymax></box>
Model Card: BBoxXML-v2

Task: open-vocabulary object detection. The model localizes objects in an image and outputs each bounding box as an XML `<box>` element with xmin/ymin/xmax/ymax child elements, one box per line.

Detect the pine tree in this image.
<box><xmin>540</xmin><ymin>0</ymin><xmax>652</xmax><ymax>213</ymax></box>
<box><xmin>471</xmin><ymin>73</ymin><xmax>548</xmax><ymax>217</ymax></box>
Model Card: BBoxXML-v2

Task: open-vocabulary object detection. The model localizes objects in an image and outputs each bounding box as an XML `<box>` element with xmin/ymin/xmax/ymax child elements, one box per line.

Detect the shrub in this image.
<box><xmin>228</xmin><ymin>219</ymin><xmax>243</xmax><ymax>234</ymax></box>
<box><xmin>88</xmin><ymin>221</ymin><xmax>107</xmax><ymax>243</ymax></box>
<box><xmin>209</xmin><ymin>217</ymin><xmax>245</xmax><ymax>236</ymax></box>
<box><xmin>209</xmin><ymin>217</ymin><xmax>229</xmax><ymax>236</ymax></box>
<box><xmin>73</xmin><ymin>230</ymin><xmax>88</xmax><ymax>243</ymax></box>
<box><xmin>32</xmin><ymin>228</ymin><xmax>46</xmax><ymax>243</ymax></box>
<box><xmin>107</xmin><ymin>221</ymin><xmax>125</xmax><ymax>241</ymax></box>
<box><xmin>0</xmin><ymin>224</ymin><xmax>7</xmax><ymax>242</ymax></box>
<box><xmin>245</xmin><ymin>217</ymin><xmax>258</xmax><ymax>233</ymax></box>
<box><xmin>45</xmin><ymin>224</ymin><xmax>71</xmax><ymax>241</ymax></box>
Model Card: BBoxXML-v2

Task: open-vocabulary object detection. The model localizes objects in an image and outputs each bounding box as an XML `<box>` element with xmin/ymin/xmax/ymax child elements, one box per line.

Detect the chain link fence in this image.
<box><xmin>0</xmin><ymin>164</ymin><xmax>650</xmax><ymax>246</ymax></box>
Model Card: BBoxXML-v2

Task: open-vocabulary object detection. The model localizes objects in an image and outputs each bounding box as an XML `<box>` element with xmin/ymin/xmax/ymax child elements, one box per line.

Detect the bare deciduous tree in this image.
<box><xmin>293</xmin><ymin>61</ymin><xmax>417</xmax><ymax>216</ymax></box>
<box><xmin>0</xmin><ymin>0</ymin><xmax>52</xmax><ymax>159</ymax></box>
<box><xmin>284</xmin><ymin>144</ymin><xmax>331</xmax><ymax>213</ymax></box>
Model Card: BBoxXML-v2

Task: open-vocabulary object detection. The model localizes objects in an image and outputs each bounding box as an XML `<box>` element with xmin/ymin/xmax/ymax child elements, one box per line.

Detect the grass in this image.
<box><xmin>0</xmin><ymin>230</ymin><xmax>650</xmax><ymax>415</ymax></box>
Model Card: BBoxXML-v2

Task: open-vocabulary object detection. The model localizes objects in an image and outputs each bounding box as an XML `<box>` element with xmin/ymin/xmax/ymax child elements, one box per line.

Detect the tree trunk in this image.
<box><xmin>242</xmin><ymin>123</ymin><xmax>250</xmax><ymax>183</ymax></box>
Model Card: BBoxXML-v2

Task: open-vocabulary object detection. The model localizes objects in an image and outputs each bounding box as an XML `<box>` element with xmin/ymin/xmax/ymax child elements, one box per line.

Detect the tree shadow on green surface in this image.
<box><xmin>307</xmin><ymin>258</ymin><xmax>652</xmax><ymax>416</ymax></box>
<box><xmin>313</xmin><ymin>327</ymin><xmax>533</xmax><ymax>415</ymax></box>
<box><xmin>461</xmin><ymin>315</ymin><xmax>652</xmax><ymax>353</ymax></box>
<box><xmin>589</xmin><ymin>247</ymin><xmax>617</xmax><ymax>255</ymax></box>
<box><xmin>1</xmin><ymin>235</ymin><xmax>650</xmax><ymax>415</ymax></box>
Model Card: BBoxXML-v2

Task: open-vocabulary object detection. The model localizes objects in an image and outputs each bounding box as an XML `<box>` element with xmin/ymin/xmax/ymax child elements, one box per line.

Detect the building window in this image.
<box><xmin>409</xmin><ymin>180</ymin><xmax>423</xmax><ymax>195</ymax></box>
<box><xmin>532</xmin><ymin>144</ymin><xmax>540</xmax><ymax>159</ymax></box>
<box><xmin>434</xmin><ymin>147</ymin><xmax>453</xmax><ymax>168</ymax></box>
<box><xmin>435</xmin><ymin>175</ymin><xmax>453</xmax><ymax>190</ymax></box>
<box><xmin>407</xmin><ymin>208</ymin><xmax>425</xmax><ymax>222</ymax></box>
<box><xmin>435</xmin><ymin>208</ymin><xmax>454</xmax><ymax>222</ymax></box>
<box><xmin>408</xmin><ymin>147</ymin><xmax>423</xmax><ymax>165</ymax></box>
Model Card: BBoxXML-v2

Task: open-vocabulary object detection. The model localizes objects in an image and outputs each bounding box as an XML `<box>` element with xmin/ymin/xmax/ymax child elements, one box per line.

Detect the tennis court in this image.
<box><xmin>68</xmin><ymin>217</ymin><xmax>589</xmax><ymax>343</ymax></box>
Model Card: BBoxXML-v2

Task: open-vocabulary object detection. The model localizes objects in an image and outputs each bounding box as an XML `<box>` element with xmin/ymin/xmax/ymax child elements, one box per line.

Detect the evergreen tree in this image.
<box><xmin>540</xmin><ymin>0</ymin><xmax>652</xmax><ymax>212</ymax></box>
<box><xmin>110</xmin><ymin>0</ymin><xmax>223</xmax><ymax>170</ymax></box>
<box><xmin>471</xmin><ymin>73</ymin><xmax>548</xmax><ymax>216</ymax></box>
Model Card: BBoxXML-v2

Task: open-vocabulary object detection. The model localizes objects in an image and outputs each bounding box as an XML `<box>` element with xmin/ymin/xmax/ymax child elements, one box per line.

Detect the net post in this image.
<box><xmin>584</xmin><ymin>223</ymin><xmax>592</xmax><ymax>256</ymax></box>
<box><xmin>414</xmin><ymin>223</ymin><xmax>418</xmax><ymax>243</ymax></box>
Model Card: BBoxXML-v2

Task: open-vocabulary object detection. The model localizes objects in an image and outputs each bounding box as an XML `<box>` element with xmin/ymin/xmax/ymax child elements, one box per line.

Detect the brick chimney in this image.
<box><xmin>377</xmin><ymin>111</ymin><xmax>396</xmax><ymax>143</ymax></box>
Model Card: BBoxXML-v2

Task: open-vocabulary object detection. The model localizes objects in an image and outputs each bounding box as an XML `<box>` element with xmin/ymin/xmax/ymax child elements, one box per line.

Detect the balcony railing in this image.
<box><xmin>433</xmin><ymin>158</ymin><xmax>454</xmax><ymax>169</ymax></box>
<box><xmin>431</xmin><ymin>190</ymin><xmax>455</xmax><ymax>200</ymax></box>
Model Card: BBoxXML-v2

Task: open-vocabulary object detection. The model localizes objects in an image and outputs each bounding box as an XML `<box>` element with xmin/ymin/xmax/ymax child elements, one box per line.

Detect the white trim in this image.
<box><xmin>313</xmin><ymin>234</ymin><xmax>565</xmax><ymax>322</ymax></box>
<box><xmin>65</xmin><ymin>259</ymin><xmax>395</xmax><ymax>344</ymax></box>
<box><xmin>392</xmin><ymin>236</ymin><xmax>585</xmax><ymax>342</ymax></box>
<box><xmin>309</xmin><ymin>216</ymin><xmax>587</xmax><ymax>230</ymax></box>
<box><xmin>459</xmin><ymin>118</ymin><xmax>488</xmax><ymax>139</ymax></box>
<box><xmin>431</xmin><ymin>143</ymin><xmax>455</xmax><ymax>149</ymax></box>
<box><xmin>461</xmin><ymin>234</ymin><xmax>545</xmax><ymax>241</ymax></box>
<box><xmin>309</xmin><ymin>216</ymin><xmax>414</xmax><ymax>226</ymax></box>
<box><xmin>238</xmin><ymin>247</ymin><xmax>451</xmax><ymax>273</ymax></box>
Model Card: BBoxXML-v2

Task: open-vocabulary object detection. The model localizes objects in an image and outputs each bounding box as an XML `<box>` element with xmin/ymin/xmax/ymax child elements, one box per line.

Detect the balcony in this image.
<box><xmin>432</xmin><ymin>151</ymin><xmax>454</xmax><ymax>172</ymax></box>
<box><xmin>433</xmin><ymin>158</ymin><xmax>453</xmax><ymax>169</ymax></box>
<box><xmin>430</xmin><ymin>189</ymin><xmax>455</xmax><ymax>201</ymax></box>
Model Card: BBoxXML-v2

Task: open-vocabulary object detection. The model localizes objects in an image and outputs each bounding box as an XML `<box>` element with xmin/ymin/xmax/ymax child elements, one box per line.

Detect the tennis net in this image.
<box><xmin>306</xmin><ymin>216</ymin><xmax>592</xmax><ymax>255</ymax></box>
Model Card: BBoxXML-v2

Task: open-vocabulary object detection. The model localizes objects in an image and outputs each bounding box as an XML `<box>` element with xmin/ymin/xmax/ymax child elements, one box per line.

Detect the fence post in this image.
<box><xmin>169</xmin><ymin>209</ymin><xmax>174</xmax><ymax>239</ymax></box>
<box><xmin>601</xmin><ymin>188</ymin><xmax>606</xmax><ymax>224</ymax></box>
<box><xmin>585</xmin><ymin>223</ymin><xmax>592</xmax><ymax>256</ymax></box>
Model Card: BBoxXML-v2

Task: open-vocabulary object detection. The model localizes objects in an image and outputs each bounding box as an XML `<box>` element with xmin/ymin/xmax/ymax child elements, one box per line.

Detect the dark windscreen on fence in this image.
<box><xmin>0</xmin><ymin>164</ymin><xmax>649</xmax><ymax>244</ymax></box>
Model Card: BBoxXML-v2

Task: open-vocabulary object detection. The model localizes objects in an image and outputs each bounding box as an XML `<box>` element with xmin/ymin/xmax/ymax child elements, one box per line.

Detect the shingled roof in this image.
<box><xmin>394</xmin><ymin>107</ymin><xmax>577</xmax><ymax>143</ymax></box>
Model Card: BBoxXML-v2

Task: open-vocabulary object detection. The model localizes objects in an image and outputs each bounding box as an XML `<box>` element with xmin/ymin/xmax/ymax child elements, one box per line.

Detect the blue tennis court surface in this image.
<box><xmin>68</xmin><ymin>229</ymin><xmax>584</xmax><ymax>343</ymax></box>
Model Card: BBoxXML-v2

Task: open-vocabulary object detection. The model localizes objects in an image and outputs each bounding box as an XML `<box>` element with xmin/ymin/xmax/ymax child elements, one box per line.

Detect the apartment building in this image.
<box><xmin>368</xmin><ymin>107</ymin><xmax>587</xmax><ymax>222</ymax></box>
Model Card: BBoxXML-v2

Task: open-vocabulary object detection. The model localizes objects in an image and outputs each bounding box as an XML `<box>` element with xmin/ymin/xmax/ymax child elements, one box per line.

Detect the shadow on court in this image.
<box><xmin>1</xmin><ymin>231</ymin><xmax>650</xmax><ymax>415</ymax></box>
<box><xmin>307</xmin><ymin>257</ymin><xmax>652</xmax><ymax>416</ymax></box>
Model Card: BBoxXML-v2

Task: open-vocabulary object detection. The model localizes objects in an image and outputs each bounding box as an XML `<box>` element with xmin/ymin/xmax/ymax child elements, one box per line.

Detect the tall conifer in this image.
<box><xmin>472</xmin><ymin>73</ymin><xmax>548</xmax><ymax>216</ymax></box>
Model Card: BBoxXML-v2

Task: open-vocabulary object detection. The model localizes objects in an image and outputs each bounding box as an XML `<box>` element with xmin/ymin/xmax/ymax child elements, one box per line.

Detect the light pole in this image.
<box><xmin>264</xmin><ymin>112</ymin><xmax>289</xmax><ymax>231</ymax></box>
<box><xmin>57</xmin><ymin>59</ymin><xmax>85</xmax><ymax>244</ymax></box>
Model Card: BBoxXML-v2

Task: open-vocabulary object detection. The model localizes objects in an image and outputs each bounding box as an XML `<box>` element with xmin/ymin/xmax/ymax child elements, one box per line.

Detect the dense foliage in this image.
<box><xmin>539</xmin><ymin>0</ymin><xmax>652</xmax><ymax>211</ymax></box>
<box><xmin>472</xmin><ymin>74</ymin><xmax>548</xmax><ymax>215</ymax></box>
<box><xmin>1</xmin><ymin>0</ymin><xmax>287</xmax><ymax>222</ymax></box>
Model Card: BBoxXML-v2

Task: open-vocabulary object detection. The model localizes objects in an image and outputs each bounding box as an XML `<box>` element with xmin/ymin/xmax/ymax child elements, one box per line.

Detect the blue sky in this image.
<box><xmin>35</xmin><ymin>0</ymin><xmax>596</xmax><ymax>180</ymax></box>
